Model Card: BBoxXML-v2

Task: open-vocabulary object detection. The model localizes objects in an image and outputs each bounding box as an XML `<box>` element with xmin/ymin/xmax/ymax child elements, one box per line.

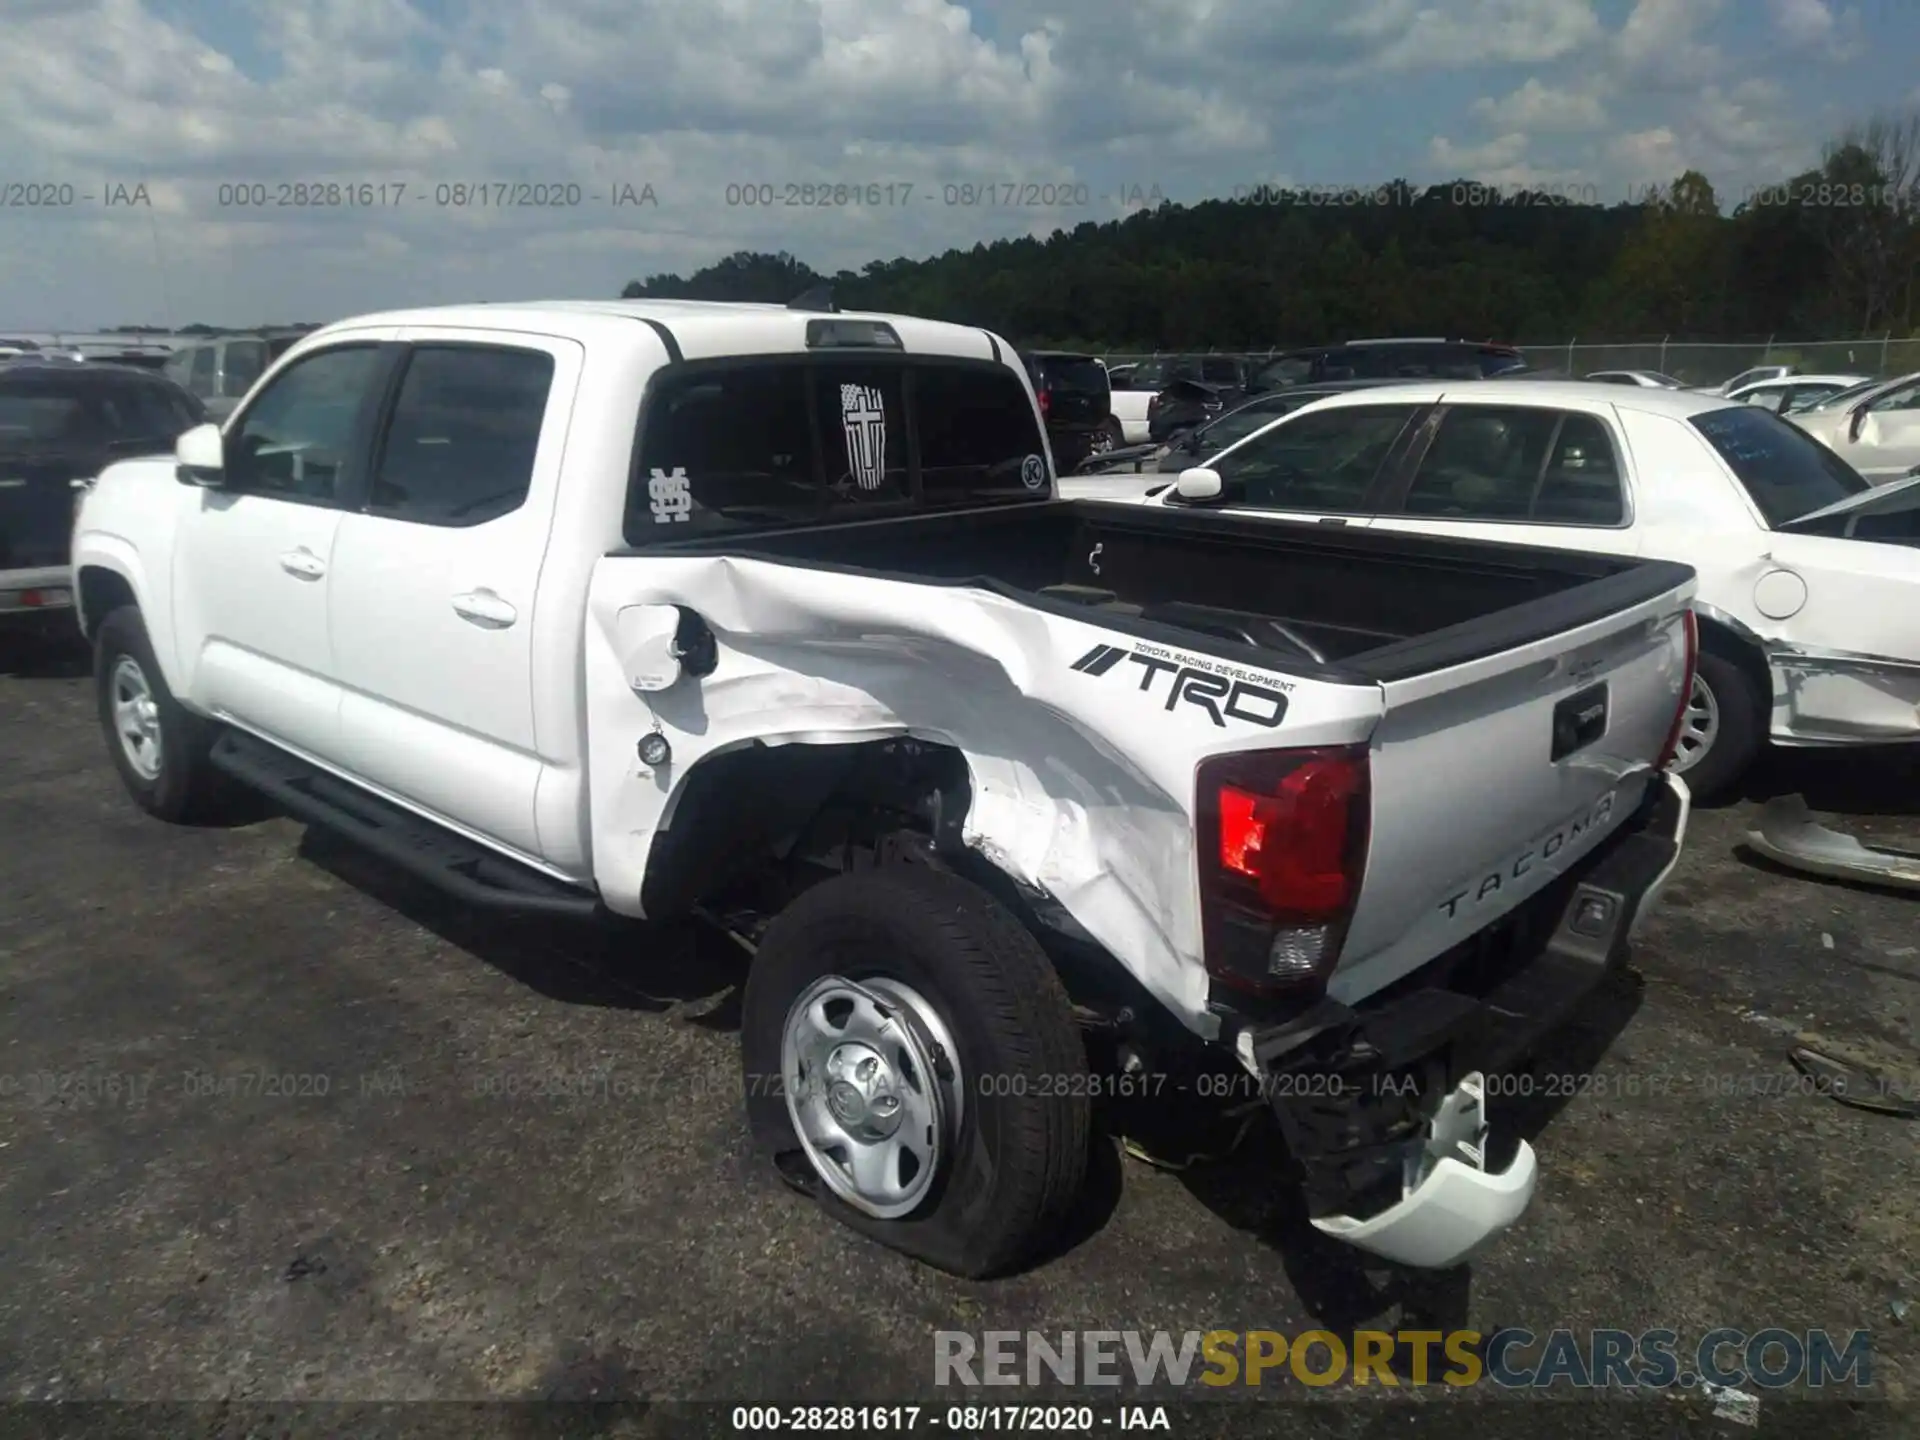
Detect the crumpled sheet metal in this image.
<box><xmin>587</xmin><ymin>554</ymin><xmax>1381</xmax><ymax>1040</ymax></box>
<box><xmin>1746</xmin><ymin>794</ymin><xmax>1920</xmax><ymax>892</ymax></box>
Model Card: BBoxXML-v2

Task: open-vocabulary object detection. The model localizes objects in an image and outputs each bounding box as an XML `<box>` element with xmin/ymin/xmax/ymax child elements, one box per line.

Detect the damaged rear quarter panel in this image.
<box><xmin>581</xmin><ymin>554</ymin><xmax>1384</xmax><ymax>1037</ymax></box>
<box><xmin>1743</xmin><ymin>533</ymin><xmax>1920</xmax><ymax>744</ymax></box>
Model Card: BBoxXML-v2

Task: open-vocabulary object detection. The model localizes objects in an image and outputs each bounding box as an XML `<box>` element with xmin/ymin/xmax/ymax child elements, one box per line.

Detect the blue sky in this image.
<box><xmin>2</xmin><ymin>0</ymin><xmax>1915</xmax><ymax>328</ymax></box>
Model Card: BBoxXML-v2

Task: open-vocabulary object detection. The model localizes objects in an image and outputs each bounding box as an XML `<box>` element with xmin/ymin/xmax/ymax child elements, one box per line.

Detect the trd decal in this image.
<box><xmin>1070</xmin><ymin>643</ymin><xmax>1127</xmax><ymax>676</ymax></box>
<box><xmin>1068</xmin><ymin>644</ymin><xmax>1287</xmax><ymax>728</ymax></box>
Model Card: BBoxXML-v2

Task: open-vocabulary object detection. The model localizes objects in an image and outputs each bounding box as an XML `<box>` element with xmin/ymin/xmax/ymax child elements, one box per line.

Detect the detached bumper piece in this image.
<box><xmin>1747</xmin><ymin>794</ymin><xmax>1920</xmax><ymax>892</ymax></box>
<box><xmin>1246</xmin><ymin>772</ymin><xmax>1690</xmax><ymax>1268</ymax></box>
<box><xmin>1309</xmin><ymin>1071</ymin><xmax>1538</xmax><ymax>1268</ymax></box>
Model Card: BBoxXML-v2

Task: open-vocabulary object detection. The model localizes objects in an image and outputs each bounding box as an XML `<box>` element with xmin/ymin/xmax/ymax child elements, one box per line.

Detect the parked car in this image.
<box><xmin>2</xmin><ymin>361</ymin><xmax>203</xmax><ymax>632</ymax></box>
<box><xmin>1059</xmin><ymin>381</ymin><xmax>1404</xmax><ymax>502</ymax></box>
<box><xmin>1792</xmin><ymin>377</ymin><xmax>1887</xmax><ymax>414</ymax></box>
<box><xmin>1157</xmin><ymin>380</ymin><xmax>1918</xmax><ymax>798</ymax></box>
<box><xmin>1020</xmin><ymin>350</ymin><xmax>1116</xmax><ymax>473</ymax></box>
<box><xmin>1585</xmin><ymin>370</ymin><xmax>1684</xmax><ymax>388</ymax></box>
<box><xmin>1698</xmin><ymin>364</ymin><xmax>1794</xmax><ymax>397</ymax></box>
<box><xmin>1253</xmin><ymin>339</ymin><xmax>1526</xmax><ymax>389</ymax></box>
<box><xmin>161</xmin><ymin>330</ymin><xmax>309</xmax><ymax>421</ymax></box>
<box><xmin>1791</xmin><ymin>371</ymin><xmax>1920</xmax><ymax>483</ymax></box>
<box><xmin>1143</xmin><ymin>360</ymin><xmax>1265</xmax><ymax>445</ymax></box>
<box><xmin>1727</xmin><ymin>374</ymin><xmax>1871</xmax><ymax>415</ymax></box>
<box><xmin>73</xmin><ymin>298</ymin><xmax>1695</xmax><ymax>1275</ymax></box>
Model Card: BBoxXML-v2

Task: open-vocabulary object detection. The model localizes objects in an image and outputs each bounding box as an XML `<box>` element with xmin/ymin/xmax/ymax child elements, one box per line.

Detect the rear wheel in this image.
<box><xmin>1090</xmin><ymin>418</ymin><xmax>1122</xmax><ymax>454</ymax></box>
<box><xmin>741</xmin><ymin>866</ymin><xmax>1090</xmax><ymax>1278</ymax></box>
<box><xmin>93</xmin><ymin>607</ymin><xmax>236</xmax><ymax>823</ymax></box>
<box><xmin>1668</xmin><ymin>648</ymin><xmax>1763</xmax><ymax>802</ymax></box>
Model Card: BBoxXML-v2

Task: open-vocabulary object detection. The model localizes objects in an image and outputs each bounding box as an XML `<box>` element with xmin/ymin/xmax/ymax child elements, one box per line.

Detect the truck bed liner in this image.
<box><xmin>627</xmin><ymin>500</ymin><xmax>1693</xmax><ymax>682</ymax></box>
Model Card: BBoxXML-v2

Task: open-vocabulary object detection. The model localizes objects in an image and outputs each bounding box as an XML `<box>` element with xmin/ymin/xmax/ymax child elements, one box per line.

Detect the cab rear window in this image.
<box><xmin>625</xmin><ymin>357</ymin><xmax>1050</xmax><ymax>543</ymax></box>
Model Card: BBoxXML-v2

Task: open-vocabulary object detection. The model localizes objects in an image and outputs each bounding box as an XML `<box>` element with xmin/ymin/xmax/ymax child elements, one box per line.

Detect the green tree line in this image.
<box><xmin>622</xmin><ymin>112</ymin><xmax>1920</xmax><ymax>351</ymax></box>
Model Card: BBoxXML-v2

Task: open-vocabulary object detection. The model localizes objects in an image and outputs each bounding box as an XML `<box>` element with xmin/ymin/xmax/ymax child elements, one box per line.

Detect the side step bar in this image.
<box><xmin>209</xmin><ymin>729</ymin><xmax>600</xmax><ymax>918</ymax></box>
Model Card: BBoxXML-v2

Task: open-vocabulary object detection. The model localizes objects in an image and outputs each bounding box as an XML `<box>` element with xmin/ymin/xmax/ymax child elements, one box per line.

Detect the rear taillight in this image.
<box><xmin>1037</xmin><ymin>387</ymin><xmax>1051</xmax><ymax>417</ymax></box>
<box><xmin>1656</xmin><ymin>609</ymin><xmax>1700</xmax><ymax>771</ymax></box>
<box><xmin>1196</xmin><ymin>745</ymin><xmax>1371</xmax><ymax>996</ymax></box>
<box><xmin>1147</xmin><ymin>393</ymin><xmax>1161</xmax><ymax>418</ymax></box>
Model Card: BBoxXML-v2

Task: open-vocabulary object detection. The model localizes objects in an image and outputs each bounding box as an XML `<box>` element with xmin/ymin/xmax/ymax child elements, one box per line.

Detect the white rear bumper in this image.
<box><xmin>1310</xmin><ymin>1070</ymin><xmax>1537</xmax><ymax>1268</ymax></box>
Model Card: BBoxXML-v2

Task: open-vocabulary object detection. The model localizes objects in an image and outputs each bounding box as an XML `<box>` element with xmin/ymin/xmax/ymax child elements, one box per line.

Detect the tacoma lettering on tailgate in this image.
<box><xmin>1437</xmin><ymin>791</ymin><xmax>1617</xmax><ymax>919</ymax></box>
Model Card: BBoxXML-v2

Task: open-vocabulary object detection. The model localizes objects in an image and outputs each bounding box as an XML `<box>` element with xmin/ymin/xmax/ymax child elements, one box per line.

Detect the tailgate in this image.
<box><xmin>1327</xmin><ymin>579</ymin><xmax>1694</xmax><ymax>1002</ymax></box>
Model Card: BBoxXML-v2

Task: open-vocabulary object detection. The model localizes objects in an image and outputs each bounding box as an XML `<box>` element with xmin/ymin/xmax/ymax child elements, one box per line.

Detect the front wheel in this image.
<box><xmin>1667</xmin><ymin>649</ymin><xmax>1763</xmax><ymax>802</ymax></box>
<box><xmin>741</xmin><ymin>866</ymin><xmax>1090</xmax><ymax>1278</ymax></box>
<box><xmin>93</xmin><ymin>607</ymin><xmax>236</xmax><ymax>823</ymax></box>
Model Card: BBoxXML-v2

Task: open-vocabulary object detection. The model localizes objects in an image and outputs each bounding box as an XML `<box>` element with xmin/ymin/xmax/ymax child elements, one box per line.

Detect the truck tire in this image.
<box><xmin>1669</xmin><ymin>648</ymin><xmax>1763</xmax><ymax>802</ymax></box>
<box><xmin>1090</xmin><ymin>417</ymin><xmax>1123</xmax><ymax>454</ymax></box>
<box><xmin>93</xmin><ymin>606</ymin><xmax>233</xmax><ymax>823</ymax></box>
<box><xmin>740</xmin><ymin>866</ymin><xmax>1090</xmax><ymax>1278</ymax></box>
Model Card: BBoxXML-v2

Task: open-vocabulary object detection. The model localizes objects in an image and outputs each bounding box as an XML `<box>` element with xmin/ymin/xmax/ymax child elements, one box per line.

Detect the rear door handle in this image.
<box><xmin>278</xmin><ymin>547</ymin><xmax>326</xmax><ymax>579</ymax></box>
<box><xmin>451</xmin><ymin>589</ymin><xmax>518</xmax><ymax>628</ymax></box>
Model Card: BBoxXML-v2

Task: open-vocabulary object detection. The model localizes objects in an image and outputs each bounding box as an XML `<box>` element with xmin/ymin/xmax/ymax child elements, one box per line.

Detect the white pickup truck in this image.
<box><xmin>72</xmin><ymin>299</ymin><xmax>1696</xmax><ymax>1277</ymax></box>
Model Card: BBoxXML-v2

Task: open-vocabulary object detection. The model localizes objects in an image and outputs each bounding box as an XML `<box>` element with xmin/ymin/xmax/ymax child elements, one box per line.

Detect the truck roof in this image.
<box><xmin>309</xmin><ymin>299</ymin><xmax>1011</xmax><ymax>364</ymax></box>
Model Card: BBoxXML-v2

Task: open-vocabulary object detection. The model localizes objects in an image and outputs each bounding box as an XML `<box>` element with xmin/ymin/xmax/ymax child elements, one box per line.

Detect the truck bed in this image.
<box><xmin>634</xmin><ymin>500</ymin><xmax>1692</xmax><ymax>681</ymax></box>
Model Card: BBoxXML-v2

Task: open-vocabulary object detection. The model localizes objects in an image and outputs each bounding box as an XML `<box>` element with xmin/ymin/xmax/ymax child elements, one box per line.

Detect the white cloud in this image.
<box><xmin>0</xmin><ymin>0</ymin><xmax>1907</xmax><ymax>326</ymax></box>
<box><xmin>1471</xmin><ymin>77</ymin><xmax>1609</xmax><ymax>133</ymax></box>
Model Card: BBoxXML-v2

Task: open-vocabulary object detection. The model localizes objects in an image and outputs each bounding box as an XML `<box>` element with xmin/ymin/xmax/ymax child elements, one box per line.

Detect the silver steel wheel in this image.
<box><xmin>110</xmin><ymin>655</ymin><xmax>164</xmax><ymax>781</ymax></box>
<box><xmin>1669</xmin><ymin>672</ymin><xmax>1719</xmax><ymax>773</ymax></box>
<box><xmin>780</xmin><ymin>974</ymin><xmax>963</xmax><ymax>1220</ymax></box>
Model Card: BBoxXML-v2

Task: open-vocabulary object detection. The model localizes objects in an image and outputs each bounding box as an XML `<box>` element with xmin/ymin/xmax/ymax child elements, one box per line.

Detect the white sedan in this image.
<box><xmin>1585</xmin><ymin>370</ymin><xmax>1684</xmax><ymax>388</ymax></box>
<box><xmin>1128</xmin><ymin>380</ymin><xmax>1920</xmax><ymax>798</ymax></box>
<box><xmin>1791</xmin><ymin>370</ymin><xmax>1920</xmax><ymax>484</ymax></box>
<box><xmin>1727</xmin><ymin>373</ymin><xmax>1871</xmax><ymax>415</ymax></box>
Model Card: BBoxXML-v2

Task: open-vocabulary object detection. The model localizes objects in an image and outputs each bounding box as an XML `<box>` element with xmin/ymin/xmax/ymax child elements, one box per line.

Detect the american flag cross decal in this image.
<box><xmin>839</xmin><ymin>383</ymin><xmax>887</xmax><ymax>490</ymax></box>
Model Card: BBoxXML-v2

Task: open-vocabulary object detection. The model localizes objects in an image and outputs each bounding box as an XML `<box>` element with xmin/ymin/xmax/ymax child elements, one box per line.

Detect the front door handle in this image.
<box><xmin>451</xmin><ymin>589</ymin><xmax>518</xmax><ymax>628</ymax></box>
<box><xmin>278</xmin><ymin>547</ymin><xmax>326</xmax><ymax>579</ymax></box>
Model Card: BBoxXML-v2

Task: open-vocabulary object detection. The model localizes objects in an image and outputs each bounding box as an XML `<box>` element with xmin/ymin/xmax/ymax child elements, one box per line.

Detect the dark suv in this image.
<box><xmin>1</xmin><ymin>361</ymin><xmax>204</xmax><ymax>633</ymax></box>
<box><xmin>1021</xmin><ymin>351</ymin><xmax>1114</xmax><ymax>473</ymax></box>
<box><xmin>1254</xmin><ymin>339</ymin><xmax>1526</xmax><ymax>388</ymax></box>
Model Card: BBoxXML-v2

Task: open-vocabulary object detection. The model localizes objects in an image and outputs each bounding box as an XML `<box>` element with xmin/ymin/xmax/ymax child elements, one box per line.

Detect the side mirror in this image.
<box><xmin>1175</xmin><ymin>467</ymin><xmax>1223</xmax><ymax>501</ymax></box>
<box><xmin>174</xmin><ymin>423</ymin><xmax>226</xmax><ymax>487</ymax></box>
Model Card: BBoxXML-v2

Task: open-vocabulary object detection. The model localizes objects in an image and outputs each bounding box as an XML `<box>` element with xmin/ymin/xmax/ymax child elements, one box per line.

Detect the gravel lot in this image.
<box><xmin>2</xmin><ymin>628</ymin><xmax>1916</xmax><ymax>1439</ymax></box>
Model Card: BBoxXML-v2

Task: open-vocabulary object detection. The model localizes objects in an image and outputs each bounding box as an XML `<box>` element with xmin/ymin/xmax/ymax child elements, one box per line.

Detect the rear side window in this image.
<box><xmin>97</xmin><ymin>381</ymin><xmax>203</xmax><ymax>442</ymax></box>
<box><xmin>633</xmin><ymin>364</ymin><xmax>819</xmax><ymax>534</ymax></box>
<box><xmin>1404</xmin><ymin>408</ymin><xmax>1623</xmax><ymax>524</ymax></box>
<box><xmin>1692</xmin><ymin>405</ymin><xmax>1868</xmax><ymax>526</ymax></box>
<box><xmin>627</xmin><ymin>358</ymin><xmax>1048</xmax><ymax>543</ymax></box>
<box><xmin>367</xmin><ymin>345</ymin><xmax>554</xmax><ymax>525</ymax></box>
<box><xmin>222</xmin><ymin>340</ymin><xmax>267</xmax><ymax>397</ymax></box>
<box><xmin>0</xmin><ymin>391</ymin><xmax>87</xmax><ymax>445</ymax></box>
<box><xmin>1405</xmin><ymin>407</ymin><xmax>1559</xmax><ymax>519</ymax></box>
<box><xmin>188</xmin><ymin>345</ymin><xmax>217</xmax><ymax>395</ymax></box>
<box><xmin>916</xmin><ymin>365</ymin><xmax>1050</xmax><ymax>502</ymax></box>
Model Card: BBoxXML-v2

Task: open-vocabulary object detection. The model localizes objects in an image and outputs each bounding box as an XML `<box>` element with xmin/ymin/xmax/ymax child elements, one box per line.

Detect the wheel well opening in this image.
<box><xmin>1697</xmin><ymin>617</ymin><xmax>1772</xmax><ymax>705</ymax></box>
<box><xmin>77</xmin><ymin>566</ymin><xmax>136</xmax><ymax>639</ymax></box>
<box><xmin>639</xmin><ymin>737</ymin><xmax>974</xmax><ymax>921</ymax></box>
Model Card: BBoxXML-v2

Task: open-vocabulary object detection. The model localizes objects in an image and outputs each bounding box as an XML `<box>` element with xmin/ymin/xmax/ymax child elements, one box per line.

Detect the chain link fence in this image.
<box><xmin>1097</xmin><ymin>339</ymin><xmax>1920</xmax><ymax>387</ymax></box>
